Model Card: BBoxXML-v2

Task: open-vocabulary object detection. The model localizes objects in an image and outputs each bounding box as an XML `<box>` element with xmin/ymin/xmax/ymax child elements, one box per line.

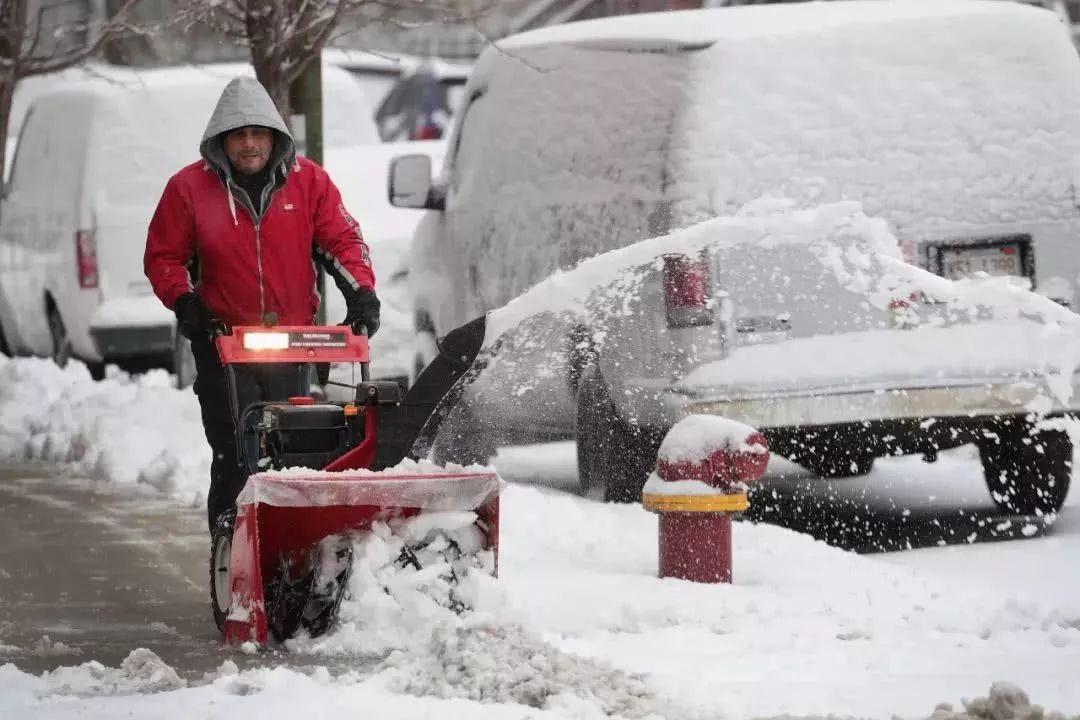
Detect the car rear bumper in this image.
<box><xmin>659</xmin><ymin>376</ymin><xmax>1080</xmax><ymax>430</ymax></box>
<box><xmin>90</xmin><ymin>325</ymin><xmax>173</xmax><ymax>360</ymax></box>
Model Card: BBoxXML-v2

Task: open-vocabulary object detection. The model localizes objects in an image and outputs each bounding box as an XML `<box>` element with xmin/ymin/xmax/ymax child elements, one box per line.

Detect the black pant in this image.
<box><xmin>190</xmin><ymin>338</ymin><xmax>309</xmax><ymax>531</ymax></box>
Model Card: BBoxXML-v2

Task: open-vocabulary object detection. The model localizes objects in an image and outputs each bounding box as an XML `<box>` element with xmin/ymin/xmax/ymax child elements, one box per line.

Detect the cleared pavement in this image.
<box><xmin>0</xmin><ymin>461</ymin><xmax>249</xmax><ymax>678</ymax></box>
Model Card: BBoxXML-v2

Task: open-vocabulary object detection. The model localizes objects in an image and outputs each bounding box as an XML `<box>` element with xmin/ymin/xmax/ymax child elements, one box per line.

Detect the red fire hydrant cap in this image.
<box><xmin>656</xmin><ymin>415</ymin><xmax>769</xmax><ymax>487</ymax></box>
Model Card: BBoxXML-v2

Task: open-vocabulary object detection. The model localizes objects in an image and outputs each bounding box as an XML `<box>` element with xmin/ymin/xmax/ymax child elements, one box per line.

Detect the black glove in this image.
<box><xmin>174</xmin><ymin>292</ymin><xmax>219</xmax><ymax>341</ymax></box>
<box><xmin>343</xmin><ymin>287</ymin><xmax>380</xmax><ymax>337</ymax></box>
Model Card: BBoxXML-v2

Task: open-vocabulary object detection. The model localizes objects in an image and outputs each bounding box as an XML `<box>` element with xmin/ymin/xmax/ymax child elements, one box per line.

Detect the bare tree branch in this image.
<box><xmin>15</xmin><ymin>0</ymin><xmax>140</xmax><ymax>79</ymax></box>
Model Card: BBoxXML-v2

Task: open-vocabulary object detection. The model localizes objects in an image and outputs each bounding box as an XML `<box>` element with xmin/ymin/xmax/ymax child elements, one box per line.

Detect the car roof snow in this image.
<box><xmin>497</xmin><ymin>0</ymin><xmax>1038</xmax><ymax>53</ymax></box>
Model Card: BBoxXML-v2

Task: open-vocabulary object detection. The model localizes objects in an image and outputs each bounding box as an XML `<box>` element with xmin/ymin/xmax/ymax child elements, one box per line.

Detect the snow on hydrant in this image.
<box><xmin>641</xmin><ymin>415</ymin><xmax>769</xmax><ymax>584</ymax></box>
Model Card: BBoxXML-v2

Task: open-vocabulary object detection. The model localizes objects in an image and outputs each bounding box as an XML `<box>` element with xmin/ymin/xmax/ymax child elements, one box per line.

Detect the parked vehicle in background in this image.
<box><xmin>375</xmin><ymin>58</ymin><xmax>471</xmax><ymax>142</ymax></box>
<box><xmin>390</xmin><ymin>1</ymin><xmax>1080</xmax><ymax>510</ymax></box>
<box><xmin>0</xmin><ymin>62</ymin><xmax>379</xmax><ymax>378</ymax></box>
<box><xmin>322</xmin><ymin>48</ymin><xmax>402</xmax><ymax>114</ymax></box>
<box><xmin>324</xmin><ymin>49</ymin><xmax>472</xmax><ymax>143</ymax></box>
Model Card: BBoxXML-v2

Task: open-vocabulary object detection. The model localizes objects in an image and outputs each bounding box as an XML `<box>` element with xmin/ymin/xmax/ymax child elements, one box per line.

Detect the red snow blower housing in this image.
<box><xmin>208</xmin><ymin>325</ymin><xmax>500</xmax><ymax>648</ymax></box>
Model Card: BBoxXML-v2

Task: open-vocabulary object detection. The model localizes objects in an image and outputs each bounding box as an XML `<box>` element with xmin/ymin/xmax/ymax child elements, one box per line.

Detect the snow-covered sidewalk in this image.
<box><xmin>0</xmin><ymin>355</ymin><xmax>1078</xmax><ymax>719</ymax></box>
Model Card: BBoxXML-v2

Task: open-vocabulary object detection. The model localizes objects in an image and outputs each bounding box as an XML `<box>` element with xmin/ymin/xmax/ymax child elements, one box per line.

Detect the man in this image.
<box><xmin>144</xmin><ymin>77</ymin><xmax>380</xmax><ymax>531</ymax></box>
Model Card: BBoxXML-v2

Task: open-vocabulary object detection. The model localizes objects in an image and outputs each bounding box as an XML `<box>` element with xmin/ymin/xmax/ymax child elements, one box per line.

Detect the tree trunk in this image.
<box><xmin>252</xmin><ymin>53</ymin><xmax>291</xmax><ymax>123</ymax></box>
<box><xmin>245</xmin><ymin>1</ymin><xmax>291</xmax><ymax>125</ymax></box>
<box><xmin>0</xmin><ymin>0</ymin><xmax>27</xmax><ymax>185</ymax></box>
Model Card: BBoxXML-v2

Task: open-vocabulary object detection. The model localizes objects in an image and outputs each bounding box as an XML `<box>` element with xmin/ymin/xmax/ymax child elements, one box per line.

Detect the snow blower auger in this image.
<box><xmin>207</xmin><ymin>324</ymin><xmax>500</xmax><ymax>649</ymax></box>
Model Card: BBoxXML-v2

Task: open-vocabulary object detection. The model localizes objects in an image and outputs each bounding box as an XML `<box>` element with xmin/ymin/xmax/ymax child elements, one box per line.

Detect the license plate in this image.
<box><xmin>939</xmin><ymin>243</ymin><xmax>1024</xmax><ymax>280</ymax></box>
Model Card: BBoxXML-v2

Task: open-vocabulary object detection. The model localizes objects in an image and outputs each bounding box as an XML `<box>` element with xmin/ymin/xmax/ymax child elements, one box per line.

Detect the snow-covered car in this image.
<box><xmin>0</xmin><ymin>62</ymin><xmax>379</xmax><ymax>378</ymax></box>
<box><xmin>390</xmin><ymin>1</ymin><xmax>1080</xmax><ymax>510</ymax></box>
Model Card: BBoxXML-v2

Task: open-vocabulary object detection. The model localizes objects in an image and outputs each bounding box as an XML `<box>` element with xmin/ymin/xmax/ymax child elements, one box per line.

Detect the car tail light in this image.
<box><xmin>76</xmin><ymin>230</ymin><xmax>98</xmax><ymax>289</ymax></box>
<box><xmin>663</xmin><ymin>253</ymin><xmax>713</xmax><ymax>328</ymax></box>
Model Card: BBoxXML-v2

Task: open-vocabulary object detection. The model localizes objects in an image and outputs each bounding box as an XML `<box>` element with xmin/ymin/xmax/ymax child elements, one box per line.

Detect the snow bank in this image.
<box><xmin>929</xmin><ymin>682</ymin><xmax>1079</xmax><ymax>720</ymax></box>
<box><xmin>0</xmin><ymin>356</ymin><xmax>210</xmax><ymax>504</ymax></box>
<box><xmin>499</xmin><ymin>484</ymin><xmax>1080</xmax><ymax>718</ymax></box>
<box><xmin>378</xmin><ymin>621</ymin><xmax>666</xmax><ymax>718</ymax></box>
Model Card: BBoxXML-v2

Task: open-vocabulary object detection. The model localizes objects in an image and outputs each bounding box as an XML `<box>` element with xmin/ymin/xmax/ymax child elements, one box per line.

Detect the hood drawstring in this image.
<box><xmin>226</xmin><ymin>185</ymin><xmax>238</xmax><ymax>227</ymax></box>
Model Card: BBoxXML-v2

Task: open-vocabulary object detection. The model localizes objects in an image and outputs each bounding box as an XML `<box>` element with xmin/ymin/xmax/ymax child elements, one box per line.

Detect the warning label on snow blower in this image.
<box><xmin>289</xmin><ymin>332</ymin><xmax>348</xmax><ymax>348</ymax></box>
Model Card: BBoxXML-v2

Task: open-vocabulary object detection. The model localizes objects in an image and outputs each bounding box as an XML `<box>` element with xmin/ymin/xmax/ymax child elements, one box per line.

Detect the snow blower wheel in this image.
<box><xmin>209</xmin><ymin>509</ymin><xmax>237</xmax><ymax>632</ymax></box>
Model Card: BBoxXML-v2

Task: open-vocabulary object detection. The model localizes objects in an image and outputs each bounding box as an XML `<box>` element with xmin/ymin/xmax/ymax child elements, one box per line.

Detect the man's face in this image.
<box><xmin>224</xmin><ymin>126</ymin><xmax>273</xmax><ymax>175</ymax></box>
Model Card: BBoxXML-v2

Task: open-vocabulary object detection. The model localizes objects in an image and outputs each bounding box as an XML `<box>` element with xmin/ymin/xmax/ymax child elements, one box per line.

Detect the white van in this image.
<box><xmin>391</xmin><ymin>1</ymin><xmax>1080</xmax><ymax>509</ymax></box>
<box><xmin>0</xmin><ymin>62</ymin><xmax>378</xmax><ymax>376</ymax></box>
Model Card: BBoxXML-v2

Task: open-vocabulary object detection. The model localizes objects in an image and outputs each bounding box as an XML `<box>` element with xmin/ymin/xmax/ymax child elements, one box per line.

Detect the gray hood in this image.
<box><xmin>199</xmin><ymin>76</ymin><xmax>295</xmax><ymax>181</ymax></box>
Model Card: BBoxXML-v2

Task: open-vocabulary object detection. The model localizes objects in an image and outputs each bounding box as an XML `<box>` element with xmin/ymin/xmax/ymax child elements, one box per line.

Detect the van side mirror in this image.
<box><xmin>388</xmin><ymin>154</ymin><xmax>443</xmax><ymax>211</ymax></box>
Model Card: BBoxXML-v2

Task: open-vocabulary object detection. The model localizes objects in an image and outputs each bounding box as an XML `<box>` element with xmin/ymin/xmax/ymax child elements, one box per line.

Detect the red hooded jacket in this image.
<box><xmin>144</xmin><ymin>77</ymin><xmax>374</xmax><ymax>328</ymax></box>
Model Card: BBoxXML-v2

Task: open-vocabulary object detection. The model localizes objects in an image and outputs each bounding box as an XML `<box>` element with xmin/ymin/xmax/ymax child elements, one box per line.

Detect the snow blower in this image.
<box><xmin>207</xmin><ymin>325</ymin><xmax>500</xmax><ymax>649</ymax></box>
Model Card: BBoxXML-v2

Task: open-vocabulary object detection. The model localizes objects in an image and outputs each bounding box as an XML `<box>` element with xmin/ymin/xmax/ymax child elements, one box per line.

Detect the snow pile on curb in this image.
<box><xmin>37</xmin><ymin>649</ymin><xmax>185</xmax><ymax>698</ymax></box>
<box><xmin>930</xmin><ymin>682</ymin><xmax>1079</xmax><ymax>720</ymax></box>
<box><xmin>0</xmin><ymin>356</ymin><xmax>209</xmax><ymax>503</ymax></box>
<box><xmin>292</xmin><ymin>512</ymin><xmax>678</xmax><ymax>716</ymax></box>
<box><xmin>30</xmin><ymin>636</ymin><xmax>82</xmax><ymax>657</ymax></box>
<box><xmin>378</xmin><ymin>620</ymin><xmax>669</xmax><ymax>718</ymax></box>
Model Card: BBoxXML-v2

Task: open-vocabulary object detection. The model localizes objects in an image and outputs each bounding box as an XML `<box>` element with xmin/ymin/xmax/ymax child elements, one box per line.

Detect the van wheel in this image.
<box><xmin>979</xmin><ymin>424</ymin><xmax>1072</xmax><ymax>515</ymax></box>
<box><xmin>47</xmin><ymin>306</ymin><xmax>72</xmax><ymax>368</ymax></box>
<box><xmin>576</xmin><ymin>364</ymin><xmax>662</xmax><ymax>503</ymax></box>
<box><xmin>173</xmin><ymin>332</ymin><xmax>196</xmax><ymax>389</ymax></box>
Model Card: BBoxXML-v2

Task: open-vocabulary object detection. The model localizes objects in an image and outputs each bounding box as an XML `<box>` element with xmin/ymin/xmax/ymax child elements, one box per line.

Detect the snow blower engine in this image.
<box><xmin>208</xmin><ymin>324</ymin><xmax>500</xmax><ymax>648</ymax></box>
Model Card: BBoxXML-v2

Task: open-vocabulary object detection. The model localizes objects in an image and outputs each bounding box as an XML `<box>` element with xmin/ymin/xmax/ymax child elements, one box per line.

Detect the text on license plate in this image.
<box><xmin>940</xmin><ymin>244</ymin><xmax>1023</xmax><ymax>280</ymax></box>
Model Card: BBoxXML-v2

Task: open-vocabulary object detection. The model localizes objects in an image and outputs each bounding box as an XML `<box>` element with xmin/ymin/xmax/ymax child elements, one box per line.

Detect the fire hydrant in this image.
<box><xmin>641</xmin><ymin>415</ymin><xmax>770</xmax><ymax>584</ymax></box>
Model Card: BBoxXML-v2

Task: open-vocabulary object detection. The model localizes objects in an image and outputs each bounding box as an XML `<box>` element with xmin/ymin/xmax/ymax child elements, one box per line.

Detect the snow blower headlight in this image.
<box><xmin>243</xmin><ymin>331</ymin><xmax>290</xmax><ymax>351</ymax></box>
